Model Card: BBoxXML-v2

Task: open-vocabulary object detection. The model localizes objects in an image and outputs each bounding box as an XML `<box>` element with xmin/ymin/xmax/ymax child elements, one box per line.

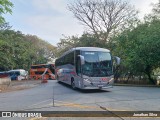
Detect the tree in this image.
<box><xmin>144</xmin><ymin>1</ymin><xmax>160</xmax><ymax>22</ymax></box>
<box><xmin>112</xmin><ymin>1</ymin><xmax>160</xmax><ymax>84</ymax></box>
<box><xmin>151</xmin><ymin>0</ymin><xmax>160</xmax><ymax>19</ymax></box>
<box><xmin>0</xmin><ymin>23</ymin><xmax>56</xmax><ymax>71</ymax></box>
<box><xmin>25</xmin><ymin>35</ymin><xmax>57</xmax><ymax>64</ymax></box>
<box><xmin>113</xmin><ymin>19</ymin><xmax>160</xmax><ymax>84</ymax></box>
<box><xmin>56</xmin><ymin>35</ymin><xmax>80</xmax><ymax>57</ymax></box>
<box><xmin>68</xmin><ymin>0</ymin><xmax>138</xmax><ymax>49</ymax></box>
<box><xmin>0</xmin><ymin>0</ymin><xmax>13</xmax><ymax>23</ymax></box>
<box><xmin>56</xmin><ymin>33</ymin><xmax>107</xmax><ymax>57</ymax></box>
<box><xmin>0</xmin><ymin>39</ymin><xmax>13</xmax><ymax>71</ymax></box>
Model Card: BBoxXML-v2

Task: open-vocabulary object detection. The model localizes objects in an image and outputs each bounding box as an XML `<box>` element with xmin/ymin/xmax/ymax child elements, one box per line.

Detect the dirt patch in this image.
<box><xmin>0</xmin><ymin>80</ymin><xmax>42</xmax><ymax>93</ymax></box>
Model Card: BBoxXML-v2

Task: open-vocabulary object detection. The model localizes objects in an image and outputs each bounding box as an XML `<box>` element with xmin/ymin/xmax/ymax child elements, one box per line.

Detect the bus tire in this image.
<box><xmin>57</xmin><ymin>75</ymin><xmax>60</xmax><ymax>83</ymax></box>
<box><xmin>71</xmin><ymin>78</ymin><xmax>76</xmax><ymax>89</ymax></box>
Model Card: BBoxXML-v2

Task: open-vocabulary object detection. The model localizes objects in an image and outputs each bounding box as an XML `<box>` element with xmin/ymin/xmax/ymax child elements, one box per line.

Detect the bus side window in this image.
<box><xmin>76</xmin><ymin>50</ymin><xmax>81</xmax><ymax>76</ymax></box>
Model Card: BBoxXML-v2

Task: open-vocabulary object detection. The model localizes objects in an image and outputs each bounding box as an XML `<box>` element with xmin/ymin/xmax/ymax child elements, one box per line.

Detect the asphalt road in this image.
<box><xmin>0</xmin><ymin>80</ymin><xmax>160</xmax><ymax>120</ymax></box>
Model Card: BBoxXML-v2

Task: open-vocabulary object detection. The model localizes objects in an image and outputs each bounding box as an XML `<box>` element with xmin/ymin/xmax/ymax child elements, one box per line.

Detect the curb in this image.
<box><xmin>114</xmin><ymin>84</ymin><xmax>160</xmax><ymax>87</ymax></box>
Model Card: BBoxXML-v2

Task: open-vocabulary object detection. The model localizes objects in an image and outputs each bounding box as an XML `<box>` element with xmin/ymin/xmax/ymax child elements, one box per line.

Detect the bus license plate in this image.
<box><xmin>98</xmin><ymin>85</ymin><xmax>104</xmax><ymax>87</ymax></box>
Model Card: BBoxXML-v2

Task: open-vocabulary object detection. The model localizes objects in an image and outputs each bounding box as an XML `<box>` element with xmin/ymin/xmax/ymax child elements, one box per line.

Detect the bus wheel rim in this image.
<box><xmin>72</xmin><ymin>80</ymin><xmax>75</xmax><ymax>89</ymax></box>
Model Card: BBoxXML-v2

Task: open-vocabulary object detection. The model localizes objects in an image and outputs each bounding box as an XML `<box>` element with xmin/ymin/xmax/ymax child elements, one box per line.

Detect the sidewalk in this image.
<box><xmin>0</xmin><ymin>80</ymin><xmax>41</xmax><ymax>93</ymax></box>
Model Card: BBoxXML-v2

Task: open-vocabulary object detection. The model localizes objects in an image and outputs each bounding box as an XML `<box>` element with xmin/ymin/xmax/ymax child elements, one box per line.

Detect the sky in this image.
<box><xmin>3</xmin><ymin>0</ymin><xmax>158</xmax><ymax>46</ymax></box>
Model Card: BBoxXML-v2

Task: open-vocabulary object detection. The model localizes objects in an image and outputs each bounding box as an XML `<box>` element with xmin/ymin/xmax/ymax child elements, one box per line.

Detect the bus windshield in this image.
<box><xmin>9</xmin><ymin>70</ymin><xmax>27</xmax><ymax>76</ymax></box>
<box><xmin>82</xmin><ymin>51</ymin><xmax>112</xmax><ymax>77</ymax></box>
<box><xmin>20</xmin><ymin>70</ymin><xmax>27</xmax><ymax>76</ymax></box>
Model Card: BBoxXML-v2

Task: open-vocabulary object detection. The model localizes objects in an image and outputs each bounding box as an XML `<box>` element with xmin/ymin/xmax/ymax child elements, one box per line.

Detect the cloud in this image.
<box><xmin>5</xmin><ymin>0</ymin><xmax>159</xmax><ymax>46</ymax></box>
<box><xmin>23</xmin><ymin>0</ymin><xmax>83</xmax><ymax>45</ymax></box>
<box><xmin>32</xmin><ymin>0</ymin><xmax>67</xmax><ymax>13</ymax></box>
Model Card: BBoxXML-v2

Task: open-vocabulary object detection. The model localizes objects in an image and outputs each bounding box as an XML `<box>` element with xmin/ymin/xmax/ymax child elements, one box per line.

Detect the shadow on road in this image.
<box><xmin>79</xmin><ymin>89</ymin><xmax>110</xmax><ymax>93</ymax></box>
<box><xmin>58</xmin><ymin>81</ymin><xmax>111</xmax><ymax>93</ymax></box>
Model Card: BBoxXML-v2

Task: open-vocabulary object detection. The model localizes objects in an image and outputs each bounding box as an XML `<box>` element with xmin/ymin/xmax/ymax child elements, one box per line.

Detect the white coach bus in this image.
<box><xmin>55</xmin><ymin>47</ymin><xmax>120</xmax><ymax>89</ymax></box>
<box><xmin>8</xmin><ymin>69</ymin><xmax>28</xmax><ymax>80</ymax></box>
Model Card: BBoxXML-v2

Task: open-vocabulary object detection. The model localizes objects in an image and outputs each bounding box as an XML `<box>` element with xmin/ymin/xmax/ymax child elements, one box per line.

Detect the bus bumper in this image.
<box><xmin>82</xmin><ymin>85</ymin><xmax>113</xmax><ymax>90</ymax></box>
<box><xmin>82</xmin><ymin>77</ymin><xmax>114</xmax><ymax>89</ymax></box>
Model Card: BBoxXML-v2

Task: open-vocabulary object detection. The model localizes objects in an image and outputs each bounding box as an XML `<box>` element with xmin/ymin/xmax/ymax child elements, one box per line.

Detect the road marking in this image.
<box><xmin>52</xmin><ymin>100</ymin><xmax>129</xmax><ymax>111</ymax></box>
<box><xmin>55</xmin><ymin>103</ymin><xmax>101</xmax><ymax>110</ymax></box>
<box><xmin>27</xmin><ymin>100</ymin><xmax>131</xmax><ymax>119</ymax></box>
<box><xmin>22</xmin><ymin>99</ymin><xmax>128</xmax><ymax>111</ymax></box>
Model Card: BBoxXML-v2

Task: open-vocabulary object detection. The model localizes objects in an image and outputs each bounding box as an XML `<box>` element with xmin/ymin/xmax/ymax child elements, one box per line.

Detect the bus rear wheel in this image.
<box><xmin>71</xmin><ymin>78</ymin><xmax>76</xmax><ymax>89</ymax></box>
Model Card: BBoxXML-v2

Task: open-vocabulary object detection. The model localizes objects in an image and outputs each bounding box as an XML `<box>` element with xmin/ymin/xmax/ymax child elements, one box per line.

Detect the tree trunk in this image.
<box><xmin>146</xmin><ymin>72</ymin><xmax>155</xmax><ymax>85</ymax></box>
<box><xmin>145</xmin><ymin>65</ymin><xmax>155</xmax><ymax>85</ymax></box>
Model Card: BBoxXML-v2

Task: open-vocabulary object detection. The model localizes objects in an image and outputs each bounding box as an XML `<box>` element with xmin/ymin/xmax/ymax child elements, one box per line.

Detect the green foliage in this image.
<box><xmin>113</xmin><ymin>19</ymin><xmax>160</xmax><ymax>84</ymax></box>
<box><xmin>0</xmin><ymin>0</ymin><xmax>13</xmax><ymax>23</ymax></box>
<box><xmin>0</xmin><ymin>23</ymin><xmax>56</xmax><ymax>71</ymax></box>
<box><xmin>151</xmin><ymin>1</ymin><xmax>160</xmax><ymax>19</ymax></box>
<box><xmin>0</xmin><ymin>39</ymin><xmax>13</xmax><ymax>70</ymax></box>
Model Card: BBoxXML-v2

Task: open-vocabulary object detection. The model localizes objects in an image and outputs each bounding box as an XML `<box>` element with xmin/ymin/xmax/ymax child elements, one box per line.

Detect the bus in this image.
<box><xmin>8</xmin><ymin>69</ymin><xmax>28</xmax><ymax>80</ymax></box>
<box><xmin>55</xmin><ymin>47</ymin><xmax>120</xmax><ymax>89</ymax></box>
<box><xmin>29</xmin><ymin>64</ymin><xmax>55</xmax><ymax>80</ymax></box>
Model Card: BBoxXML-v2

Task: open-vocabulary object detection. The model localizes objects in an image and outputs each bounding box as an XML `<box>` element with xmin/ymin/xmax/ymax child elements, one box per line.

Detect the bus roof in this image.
<box><xmin>9</xmin><ymin>69</ymin><xmax>26</xmax><ymax>72</ymax></box>
<box><xmin>60</xmin><ymin>47</ymin><xmax>110</xmax><ymax>58</ymax></box>
<box><xmin>31</xmin><ymin>64</ymin><xmax>54</xmax><ymax>67</ymax></box>
<box><xmin>75</xmin><ymin>47</ymin><xmax>110</xmax><ymax>52</ymax></box>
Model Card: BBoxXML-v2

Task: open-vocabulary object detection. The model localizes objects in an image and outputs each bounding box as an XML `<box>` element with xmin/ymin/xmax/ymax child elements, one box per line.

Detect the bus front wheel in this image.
<box><xmin>57</xmin><ymin>75</ymin><xmax>60</xmax><ymax>83</ymax></box>
<box><xmin>71</xmin><ymin>78</ymin><xmax>76</xmax><ymax>89</ymax></box>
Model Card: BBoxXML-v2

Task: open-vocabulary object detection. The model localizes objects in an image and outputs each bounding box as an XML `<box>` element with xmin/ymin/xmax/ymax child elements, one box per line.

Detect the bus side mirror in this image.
<box><xmin>78</xmin><ymin>55</ymin><xmax>85</xmax><ymax>65</ymax></box>
<box><xmin>113</xmin><ymin>56</ymin><xmax>121</xmax><ymax>65</ymax></box>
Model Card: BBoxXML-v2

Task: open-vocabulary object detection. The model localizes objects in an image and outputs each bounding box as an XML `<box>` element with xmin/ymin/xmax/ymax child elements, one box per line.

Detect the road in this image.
<box><xmin>0</xmin><ymin>80</ymin><xmax>160</xmax><ymax>119</ymax></box>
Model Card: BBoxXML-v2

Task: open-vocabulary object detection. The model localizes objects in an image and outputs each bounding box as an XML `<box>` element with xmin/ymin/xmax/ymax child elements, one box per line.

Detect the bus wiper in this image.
<box><xmin>95</xmin><ymin>61</ymin><xmax>103</xmax><ymax>75</ymax></box>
